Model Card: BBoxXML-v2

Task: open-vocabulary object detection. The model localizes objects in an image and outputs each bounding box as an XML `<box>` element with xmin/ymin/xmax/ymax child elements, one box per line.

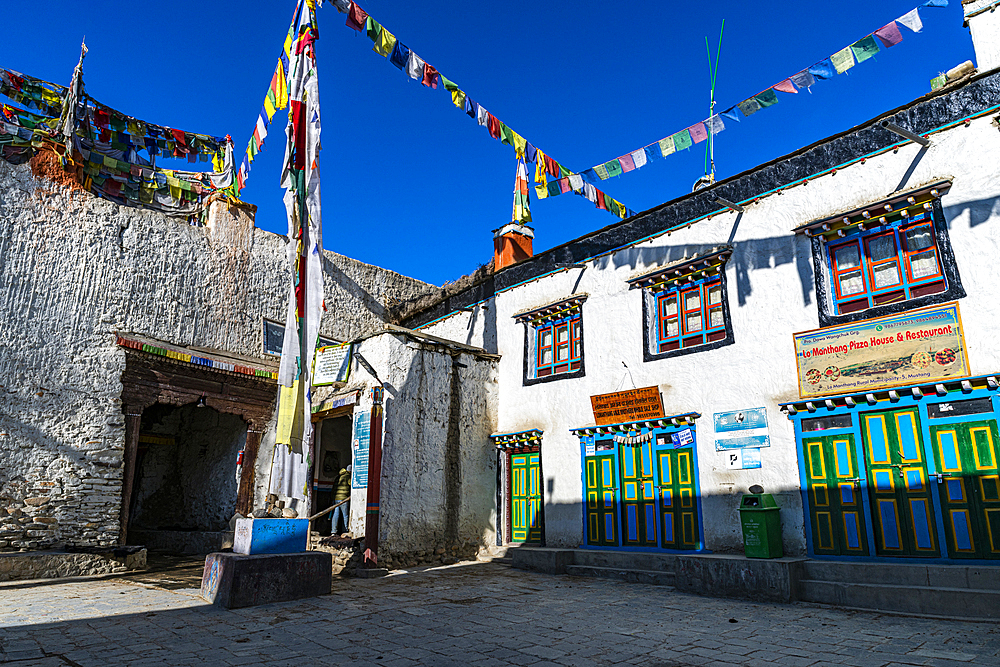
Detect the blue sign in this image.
<box><xmin>716</xmin><ymin>435</ymin><xmax>771</xmax><ymax>451</ymax></box>
<box><xmin>233</xmin><ymin>518</ymin><xmax>309</xmax><ymax>555</ymax></box>
<box><xmin>742</xmin><ymin>448</ymin><xmax>762</xmax><ymax>469</ymax></box>
<box><xmin>714</xmin><ymin>407</ymin><xmax>768</xmax><ymax>433</ymax></box>
<box><xmin>352</xmin><ymin>413</ymin><xmax>370</xmax><ymax>489</ymax></box>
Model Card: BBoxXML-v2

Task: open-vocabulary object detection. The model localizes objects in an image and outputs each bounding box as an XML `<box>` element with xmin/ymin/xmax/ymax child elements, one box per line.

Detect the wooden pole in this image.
<box><xmin>118</xmin><ymin>408</ymin><xmax>143</xmax><ymax>546</ymax></box>
<box><xmin>363</xmin><ymin>386</ymin><xmax>384</xmax><ymax>567</ymax></box>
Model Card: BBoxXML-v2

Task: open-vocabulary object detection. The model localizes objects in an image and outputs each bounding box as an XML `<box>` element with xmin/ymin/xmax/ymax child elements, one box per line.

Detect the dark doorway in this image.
<box><xmin>312</xmin><ymin>416</ymin><xmax>353</xmax><ymax>536</ymax></box>
<box><xmin>126</xmin><ymin>403</ymin><xmax>247</xmax><ymax>554</ymax></box>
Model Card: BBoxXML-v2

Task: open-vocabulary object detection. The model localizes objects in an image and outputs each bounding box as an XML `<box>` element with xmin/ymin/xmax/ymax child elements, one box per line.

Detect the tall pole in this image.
<box><xmin>705</xmin><ymin>20</ymin><xmax>725</xmax><ymax>184</ymax></box>
<box><xmin>363</xmin><ymin>386</ymin><xmax>385</xmax><ymax>567</ymax></box>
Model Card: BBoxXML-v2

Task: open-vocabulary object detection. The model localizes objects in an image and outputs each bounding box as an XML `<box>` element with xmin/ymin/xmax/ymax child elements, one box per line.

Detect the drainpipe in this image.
<box><xmin>363</xmin><ymin>386</ymin><xmax>385</xmax><ymax>567</ymax></box>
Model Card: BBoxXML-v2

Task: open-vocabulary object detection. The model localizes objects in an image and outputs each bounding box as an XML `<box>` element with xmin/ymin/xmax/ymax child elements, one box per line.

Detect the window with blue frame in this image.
<box><xmin>515</xmin><ymin>294</ymin><xmax>587</xmax><ymax>385</ymax></box>
<box><xmin>628</xmin><ymin>246</ymin><xmax>734</xmax><ymax>362</ymax></box>
<box><xmin>801</xmin><ymin>181</ymin><xmax>964</xmax><ymax>327</ymax></box>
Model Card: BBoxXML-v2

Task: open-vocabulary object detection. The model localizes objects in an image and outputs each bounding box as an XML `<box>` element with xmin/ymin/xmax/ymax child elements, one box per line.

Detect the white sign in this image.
<box><xmin>585</xmin><ymin>443</ymin><xmax>596</xmax><ymax>457</ymax></box>
<box><xmin>313</xmin><ymin>344</ymin><xmax>352</xmax><ymax>386</ymax></box>
<box><xmin>715</xmin><ymin>407</ymin><xmax>770</xmax><ymax>451</ymax></box>
<box><xmin>725</xmin><ymin>447</ymin><xmax>762</xmax><ymax>470</ymax></box>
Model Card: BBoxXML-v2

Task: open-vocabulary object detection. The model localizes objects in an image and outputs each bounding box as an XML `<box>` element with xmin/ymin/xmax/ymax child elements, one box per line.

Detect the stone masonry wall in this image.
<box><xmin>0</xmin><ymin>160</ymin><xmax>434</xmax><ymax>551</ymax></box>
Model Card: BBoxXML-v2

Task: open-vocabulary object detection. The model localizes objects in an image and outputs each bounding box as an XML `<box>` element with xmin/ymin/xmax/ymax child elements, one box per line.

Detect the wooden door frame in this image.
<box><xmin>118</xmin><ymin>348</ymin><xmax>277</xmax><ymax>545</ymax></box>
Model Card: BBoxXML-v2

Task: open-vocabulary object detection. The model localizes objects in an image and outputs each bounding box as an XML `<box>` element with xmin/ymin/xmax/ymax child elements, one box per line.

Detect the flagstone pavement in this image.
<box><xmin>1</xmin><ymin>560</ymin><xmax>999</xmax><ymax>667</ymax></box>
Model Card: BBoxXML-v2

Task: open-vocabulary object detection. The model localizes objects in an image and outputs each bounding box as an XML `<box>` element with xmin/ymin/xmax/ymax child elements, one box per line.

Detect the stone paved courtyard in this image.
<box><xmin>1</xmin><ymin>560</ymin><xmax>999</xmax><ymax>667</ymax></box>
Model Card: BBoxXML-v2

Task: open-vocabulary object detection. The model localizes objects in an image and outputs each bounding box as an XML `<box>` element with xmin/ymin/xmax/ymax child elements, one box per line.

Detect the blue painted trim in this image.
<box><xmin>792</xmin><ymin>383</ymin><xmax>1000</xmax><ymax>562</ymax></box>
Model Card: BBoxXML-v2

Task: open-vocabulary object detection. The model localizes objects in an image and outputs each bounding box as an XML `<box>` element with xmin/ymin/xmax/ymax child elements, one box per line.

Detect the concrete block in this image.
<box><xmin>200</xmin><ymin>551</ymin><xmax>332</xmax><ymax>609</ymax></box>
<box><xmin>674</xmin><ymin>554</ymin><xmax>807</xmax><ymax>603</ymax></box>
<box><xmin>233</xmin><ymin>518</ymin><xmax>309</xmax><ymax>555</ymax></box>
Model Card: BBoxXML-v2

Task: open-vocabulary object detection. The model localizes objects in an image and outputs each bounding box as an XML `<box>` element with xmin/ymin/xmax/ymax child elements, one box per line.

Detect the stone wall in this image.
<box><xmin>0</xmin><ymin>160</ymin><xmax>434</xmax><ymax>551</ymax></box>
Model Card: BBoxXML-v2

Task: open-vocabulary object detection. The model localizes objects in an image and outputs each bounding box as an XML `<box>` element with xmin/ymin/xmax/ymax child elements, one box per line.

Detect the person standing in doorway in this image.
<box><xmin>331</xmin><ymin>464</ymin><xmax>352</xmax><ymax>535</ymax></box>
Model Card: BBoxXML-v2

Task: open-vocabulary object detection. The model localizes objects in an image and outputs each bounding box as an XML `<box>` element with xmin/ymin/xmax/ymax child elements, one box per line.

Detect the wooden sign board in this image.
<box><xmin>590</xmin><ymin>386</ymin><xmax>664</xmax><ymax>426</ymax></box>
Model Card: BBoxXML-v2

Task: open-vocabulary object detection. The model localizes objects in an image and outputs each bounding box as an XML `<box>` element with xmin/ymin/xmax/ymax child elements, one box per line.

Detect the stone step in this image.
<box><xmin>566</xmin><ymin>564</ymin><xmax>676</xmax><ymax>587</ymax></box>
<box><xmin>799</xmin><ymin>579</ymin><xmax>1000</xmax><ymax>619</ymax></box>
<box><xmin>801</xmin><ymin>560</ymin><xmax>1000</xmax><ymax>590</ymax></box>
<box><xmin>570</xmin><ymin>548</ymin><xmax>678</xmax><ymax>573</ymax></box>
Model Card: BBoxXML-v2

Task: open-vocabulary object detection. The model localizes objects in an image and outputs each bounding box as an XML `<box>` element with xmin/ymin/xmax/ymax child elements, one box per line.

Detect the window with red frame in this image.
<box><xmin>828</xmin><ymin>212</ymin><xmax>946</xmax><ymax>315</ymax></box>
<box><xmin>535</xmin><ymin>314</ymin><xmax>582</xmax><ymax>377</ymax></box>
<box><xmin>655</xmin><ymin>278</ymin><xmax>726</xmax><ymax>353</ymax></box>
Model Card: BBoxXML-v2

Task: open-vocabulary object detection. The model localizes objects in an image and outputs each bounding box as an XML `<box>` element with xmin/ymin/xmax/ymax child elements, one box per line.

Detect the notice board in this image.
<box><xmin>590</xmin><ymin>386</ymin><xmax>664</xmax><ymax>426</ymax></box>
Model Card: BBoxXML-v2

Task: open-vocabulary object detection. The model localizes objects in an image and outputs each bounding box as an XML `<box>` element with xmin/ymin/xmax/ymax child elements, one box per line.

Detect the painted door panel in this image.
<box><xmin>803</xmin><ymin>434</ymin><xmax>868</xmax><ymax>556</ymax></box>
<box><xmin>861</xmin><ymin>409</ymin><xmax>938</xmax><ymax>557</ymax></box>
<box><xmin>930</xmin><ymin>420</ymin><xmax>1000</xmax><ymax>559</ymax></box>
<box><xmin>585</xmin><ymin>452</ymin><xmax>618</xmax><ymax>546</ymax></box>
<box><xmin>657</xmin><ymin>448</ymin><xmax>698</xmax><ymax>550</ymax></box>
<box><xmin>510</xmin><ymin>453</ymin><xmax>542</xmax><ymax>543</ymax></box>
<box><xmin>620</xmin><ymin>443</ymin><xmax>657</xmax><ymax>547</ymax></box>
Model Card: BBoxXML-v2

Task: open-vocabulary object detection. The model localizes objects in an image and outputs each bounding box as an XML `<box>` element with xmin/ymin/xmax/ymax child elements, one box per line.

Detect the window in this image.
<box><xmin>515</xmin><ymin>294</ymin><xmax>587</xmax><ymax>385</ymax></box>
<box><xmin>803</xmin><ymin>182</ymin><xmax>964</xmax><ymax>327</ymax></box>
<box><xmin>656</xmin><ymin>279</ymin><xmax>726</xmax><ymax>353</ymax></box>
<box><xmin>630</xmin><ymin>247</ymin><xmax>734</xmax><ymax>362</ymax></box>
<box><xmin>828</xmin><ymin>211</ymin><xmax>946</xmax><ymax>315</ymax></box>
<box><xmin>535</xmin><ymin>314</ymin><xmax>582</xmax><ymax>377</ymax></box>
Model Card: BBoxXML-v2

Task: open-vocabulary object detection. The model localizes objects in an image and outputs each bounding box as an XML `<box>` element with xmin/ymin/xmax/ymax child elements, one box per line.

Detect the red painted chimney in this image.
<box><xmin>493</xmin><ymin>223</ymin><xmax>534</xmax><ymax>271</ymax></box>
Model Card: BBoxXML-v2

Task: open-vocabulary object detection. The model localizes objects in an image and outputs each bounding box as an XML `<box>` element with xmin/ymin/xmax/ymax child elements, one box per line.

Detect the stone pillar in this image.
<box><xmin>363</xmin><ymin>387</ymin><xmax>385</xmax><ymax>567</ymax></box>
<box><xmin>118</xmin><ymin>407</ymin><xmax>144</xmax><ymax>546</ymax></box>
<box><xmin>236</xmin><ymin>427</ymin><xmax>265</xmax><ymax>516</ymax></box>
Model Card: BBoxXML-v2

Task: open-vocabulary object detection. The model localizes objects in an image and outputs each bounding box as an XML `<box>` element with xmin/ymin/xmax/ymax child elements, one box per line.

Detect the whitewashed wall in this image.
<box><xmin>421</xmin><ymin>113</ymin><xmax>1000</xmax><ymax>554</ymax></box>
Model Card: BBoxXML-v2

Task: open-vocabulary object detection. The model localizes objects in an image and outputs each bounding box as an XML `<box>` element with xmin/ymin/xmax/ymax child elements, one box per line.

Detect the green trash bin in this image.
<box><xmin>739</xmin><ymin>493</ymin><xmax>783</xmax><ymax>558</ymax></box>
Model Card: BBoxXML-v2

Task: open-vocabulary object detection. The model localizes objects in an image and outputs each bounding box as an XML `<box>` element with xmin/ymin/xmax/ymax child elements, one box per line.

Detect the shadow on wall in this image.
<box><xmin>587</xmin><ymin>236</ymin><xmax>816</xmax><ymax>311</ymax></box>
<box><xmin>459</xmin><ymin>297</ymin><xmax>498</xmax><ymax>353</ymax></box>
<box><xmin>536</xmin><ymin>486</ymin><xmax>806</xmax><ymax>557</ymax></box>
<box><xmin>944</xmin><ymin>198</ymin><xmax>1000</xmax><ymax>229</ymax></box>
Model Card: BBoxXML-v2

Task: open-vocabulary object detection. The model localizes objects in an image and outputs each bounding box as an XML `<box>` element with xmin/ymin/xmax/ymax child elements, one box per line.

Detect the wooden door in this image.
<box><xmin>620</xmin><ymin>443</ymin><xmax>658</xmax><ymax>547</ymax></box>
<box><xmin>510</xmin><ymin>452</ymin><xmax>542</xmax><ymax>543</ymax></box>
<box><xmin>585</xmin><ymin>453</ymin><xmax>619</xmax><ymax>547</ymax></box>
<box><xmin>802</xmin><ymin>434</ymin><xmax>869</xmax><ymax>555</ymax></box>
<box><xmin>930</xmin><ymin>420</ymin><xmax>1000</xmax><ymax>559</ymax></box>
<box><xmin>656</xmin><ymin>447</ymin><xmax>698</xmax><ymax>549</ymax></box>
<box><xmin>861</xmin><ymin>409</ymin><xmax>938</xmax><ymax>557</ymax></box>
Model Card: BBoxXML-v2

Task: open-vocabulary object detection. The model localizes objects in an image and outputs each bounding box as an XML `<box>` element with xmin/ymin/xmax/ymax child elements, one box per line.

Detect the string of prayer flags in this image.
<box><xmin>235</xmin><ymin>2</ymin><xmax>298</xmax><ymax>193</ymax></box>
<box><xmin>566</xmin><ymin>2</ymin><xmax>947</xmax><ymax>191</ymax></box>
<box><xmin>331</xmin><ymin>0</ymin><xmax>634</xmax><ymax>220</ymax></box>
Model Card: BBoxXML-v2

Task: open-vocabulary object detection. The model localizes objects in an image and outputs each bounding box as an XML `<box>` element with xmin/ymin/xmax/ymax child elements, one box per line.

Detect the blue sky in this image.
<box><xmin>1</xmin><ymin>1</ymin><xmax>974</xmax><ymax>286</ymax></box>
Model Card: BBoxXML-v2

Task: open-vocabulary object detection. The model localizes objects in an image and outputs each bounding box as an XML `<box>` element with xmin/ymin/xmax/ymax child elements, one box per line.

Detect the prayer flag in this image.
<box><xmin>619</xmin><ymin>154</ymin><xmax>636</xmax><ymax>172</ymax></box>
<box><xmin>897</xmin><ymin>8</ymin><xmax>922</xmax><ymax>33</ymax></box>
<box><xmin>374</xmin><ymin>27</ymin><xmax>396</xmax><ymax>57</ymax></box>
<box><xmin>790</xmin><ymin>70</ymin><xmax>815</xmax><ymax>90</ymax></box>
<box><xmin>451</xmin><ymin>89</ymin><xmax>466</xmax><ymax>109</ymax></box>
<box><xmin>346</xmin><ymin>2</ymin><xmax>367</xmax><ymax>31</ymax></box>
<box><xmin>596</xmin><ymin>190</ymin><xmax>607</xmax><ymax>210</ymax></box>
<box><xmin>604</xmin><ymin>159</ymin><xmax>623</xmax><ymax>178</ymax></box>
<box><xmin>594</xmin><ymin>163</ymin><xmax>610</xmax><ymax>180</ymax></box>
<box><xmin>548</xmin><ymin>182</ymin><xmax>560</xmax><ymax>197</ymax></box>
<box><xmin>513</xmin><ymin>132</ymin><xmax>527</xmax><ymax>158</ymax></box>
<box><xmin>525</xmin><ymin>142</ymin><xmax>537</xmax><ymax>163</ymax></box>
<box><xmin>569</xmin><ymin>173</ymin><xmax>583</xmax><ymax>190</ymax></box>
<box><xmin>583</xmin><ymin>183</ymin><xmax>598</xmax><ymax>203</ymax></box>
<box><xmin>737</xmin><ymin>97</ymin><xmax>761</xmax><ymax>117</ymax></box>
<box><xmin>808</xmin><ymin>59</ymin><xmax>837</xmax><ymax>80</ymax></box>
<box><xmin>442</xmin><ymin>76</ymin><xmax>458</xmax><ymax>91</ymax></box>
<box><xmin>466</xmin><ymin>98</ymin><xmax>478</xmax><ymax>119</ymax></box>
<box><xmin>707</xmin><ymin>115</ymin><xmax>725</xmax><ymax>135</ymax></box>
<box><xmin>365</xmin><ymin>16</ymin><xmax>381</xmax><ymax>42</ymax></box>
<box><xmin>544</xmin><ymin>154</ymin><xmax>561</xmax><ymax>178</ymax></box>
<box><xmin>755</xmin><ymin>89</ymin><xmax>779</xmax><ymax>108</ymax></box>
<box><xmin>389</xmin><ymin>41</ymin><xmax>410</xmax><ymax>70</ymax></box>
<box><xmin>477</xmin><ymin>105</ymin><xmax>489</xmax><ymax>127</ymax></box>
<box><xmin>511</xmin><ymin>158</ymin><xmax>531</xmax><ymax>224</ymax></box>
<box><xmin>688</xmin><ymin>122</ymin><xmax>708</xmax><ymax>144</ymax></box>
<box><xmin>422</xmin><ymin>63</ymin><xmax>440</xmax><ymax>88</ymax></box>
<box><xmin>658</xmin><ymin>135</ymin><xmax>675</xmax><ymax>157</ymax></box>
<box><xmin>582</xmin><ymin>167</ymin><xmax>599</xmax><ymax>183</ymax></box>
<box><xmin>643</xmin><ymin>145</ymin><xmax>661</xmax><ymax>163</ymax></box>
<box><xmin>630</xmin><ymin>148</ymin><xmax>647</xmax><ymax>169</ymax></box>
<box><xmin>499</xmin><ymin>123</ymin><xmax>514</xmax><ymax>146</ymax></box>
<box><xmin>534</xmin><ymin>151</ymin><xmax>547</xmax><ymax>186</ymax></box>
<box><xmin>831</xmin><ymin>46</ymin><xmax>855</xmax><ymax>74</ymax></box>
<box><xmin>851</xmin><ymin>35</ymin><xmax>880</xmax><ymax>63</ymax></box>
<box><xmin>535</xmin><ymin>183</ymin><xmax>548</xmax><ymax>199</ymax></box>
<box><xmin>922</xmin><ymin>0</ymin><xmax>947</xmax><ymax>7</ymax></box>
<box><xmin>672</xmin><ymin>129</ymin><xmax>693</xmax><ymax>151</ymax></box>
<box><xmin>487</xmin><ymin>114</ymin><xmax>501</xmax><ymax>139</ymax></box>
<box><xmin>773</xmin><ymin>79</ymin><xmax>797</xmax><ymax>94</ymax></box>
<box><xmin>721</xmin><ymin>105</ymin><xmax>741</xmax><ymax>122</ymax></box>
<box><xmin>874</xmin><ymin>22</ymin><xmax>903</xmax><ymax>48</ymax></box>
<box><xmin>558</xmin><ymin>179</ymin><xmax>570</xmax><ymax>194</ymax></box>
<box><xmin>406</xmin><ymin>52</ymin><xmax>425</xmax><ymax>81</ymax></box>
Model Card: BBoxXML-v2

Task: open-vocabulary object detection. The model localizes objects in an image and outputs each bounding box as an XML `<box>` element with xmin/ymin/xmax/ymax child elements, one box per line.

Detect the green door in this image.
<box><xmin>861</xmin><ymin>409</ymin><xmax>938</xmax><ymax>557</ymax></box>
<box><xmin>802</xmin><ymin>434</ymin><xmax>869</xmax><ymax>555</ymax></box>
<box><xmin>585</xmin><ymin>453</ymin><xmax>619</xmax><ymax>546</ymax></box>
<box><xmin>510</xmin><ymin>452</ymin><xmax>542</xmax><ymax>543</ymax></box>
<box><xmin>930</xmin><ymin>420</ymin><xmax>1000</xmax><ymax>559</ymax></box>
<box><xmin>620</xmin><ymin>443</ymin><xmax>657</xmax><ymax>547</ymax></box>
<box><xmin>656</xmin><ymin>448</ymin><xmax>698</xmax><ymax>550</ymax></box>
